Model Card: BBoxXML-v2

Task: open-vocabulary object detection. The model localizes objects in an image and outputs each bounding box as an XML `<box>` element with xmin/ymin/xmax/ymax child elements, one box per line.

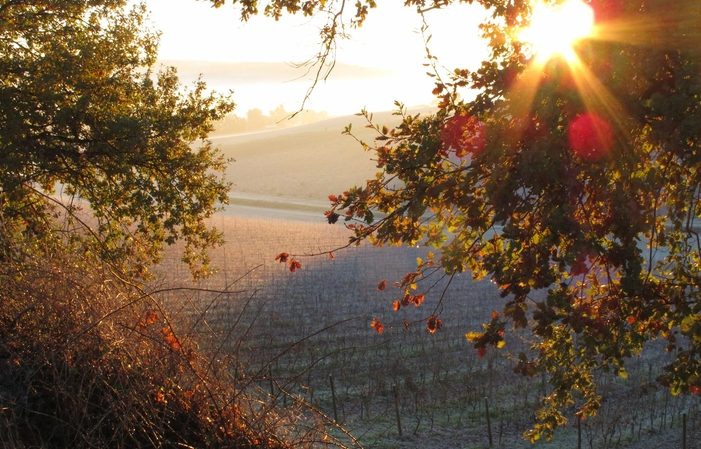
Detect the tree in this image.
<box><xmin>0</xmin><ymin>0</ymin><xmax>234</xmax><ymax>278</ymax></box>
<box><xmin>212</xmin><ymin>0</ymin><xmax>701</xmax><ymax>439</ymax></box>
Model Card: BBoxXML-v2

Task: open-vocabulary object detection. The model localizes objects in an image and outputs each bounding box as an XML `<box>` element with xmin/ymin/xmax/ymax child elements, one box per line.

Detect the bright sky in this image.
<box><xmin>141</xmin><ymin>0</ymin><xmax>489</xmax><ymax>116</ymax></box>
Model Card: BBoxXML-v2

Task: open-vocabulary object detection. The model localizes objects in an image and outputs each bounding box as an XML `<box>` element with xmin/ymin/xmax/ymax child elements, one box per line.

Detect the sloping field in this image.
<box><xmin>214</xmin><ymin>108</ymin><xmax>432</xmax><ymax>204</ymax></box>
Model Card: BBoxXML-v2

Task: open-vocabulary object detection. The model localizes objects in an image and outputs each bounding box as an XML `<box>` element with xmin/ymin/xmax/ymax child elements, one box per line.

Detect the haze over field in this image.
<box><xmin>142</xmin><ymin>0</ymin><xmax>489</xmax><ymax>115</ymax></box>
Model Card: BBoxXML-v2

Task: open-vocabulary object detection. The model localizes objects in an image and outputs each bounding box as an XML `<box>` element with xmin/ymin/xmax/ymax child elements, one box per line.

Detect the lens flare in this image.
<box><xmin>568</xmin><ymin>113</ymin><xmax>613</xmax><ymax>159</ymax></box>
<box><xmin>441</xmin><ymin>113</ymin><xmax>486</xmax><ymax>158</ymax></box>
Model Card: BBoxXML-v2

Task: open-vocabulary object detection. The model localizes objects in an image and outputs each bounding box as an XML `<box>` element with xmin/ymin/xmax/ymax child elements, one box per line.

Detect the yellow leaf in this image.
<box><xmin>465</xmin><ymin>331</ymin><xmax>481</xmax><ymax>341</ymax></box>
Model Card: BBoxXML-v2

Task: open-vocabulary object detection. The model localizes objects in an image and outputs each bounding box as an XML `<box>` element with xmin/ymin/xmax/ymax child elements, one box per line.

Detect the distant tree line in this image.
<box><xmin>211</xmin><ymin>104</ymin><xmax>329</xmax><ymax>135</ymax></box>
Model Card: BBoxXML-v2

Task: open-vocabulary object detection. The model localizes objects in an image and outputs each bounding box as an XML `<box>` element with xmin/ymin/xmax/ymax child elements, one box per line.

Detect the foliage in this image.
<box><xmin>330</xmin><ymin>0</ymin><xmax>701</xmax><ymax>440</ymax></box>
<box><xmin>0</xmin><ymin>1</ymin><xmax>305</xmax><ymax>447</ymax></box>
<box><xmin>227</xmin><ymin>0</ymin><xmax>701</xmax><ymax>440</ymax></box>
<box><xmin>0</xmin><ymin>240</ymin><xmax>290</xmax><ymax>448</ymax></box>
<box><xmin>0</xmin><ymin>0</ymin><xmax>234</xmax><ymax>279</ymax></box>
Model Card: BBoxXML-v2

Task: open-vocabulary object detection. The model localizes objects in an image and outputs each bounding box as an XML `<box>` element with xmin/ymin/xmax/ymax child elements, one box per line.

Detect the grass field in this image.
<box><xmin>151</xmin><ymin>212</ymin><xmax>701</xmax><ymax>449</ymax></box>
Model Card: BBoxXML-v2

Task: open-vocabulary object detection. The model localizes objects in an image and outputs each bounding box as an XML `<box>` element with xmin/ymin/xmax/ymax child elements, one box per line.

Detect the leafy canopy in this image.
<box><xmin>0</xmin><ymin>0</ymin><xmax>234</xmax><ymax>278</ymax></box>
<box><xmin>215</xmin><ymin>0</ymin><xmax>701</xmax><ymax>439</ymax></box>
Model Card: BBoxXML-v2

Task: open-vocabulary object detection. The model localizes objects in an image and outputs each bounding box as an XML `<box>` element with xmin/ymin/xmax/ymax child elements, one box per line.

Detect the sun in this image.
<box><xmin>519</xmin><ymin>0</ymin><xmax>595</xmax><ymax>62</ymax></box>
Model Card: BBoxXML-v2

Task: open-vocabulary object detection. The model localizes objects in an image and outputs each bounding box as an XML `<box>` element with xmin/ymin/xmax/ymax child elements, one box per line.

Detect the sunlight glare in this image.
<box><xmin>520</xmin><ymin>0</ymin><xmax>595</xmax><ymax>61</ymax></box>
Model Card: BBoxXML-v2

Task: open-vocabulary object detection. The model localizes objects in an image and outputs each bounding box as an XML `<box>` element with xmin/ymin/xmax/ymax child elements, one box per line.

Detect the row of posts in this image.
<box><xmin>273</xmin><ymin>373</ymin><xmax>692</xmax><ymax>448</ymax></box>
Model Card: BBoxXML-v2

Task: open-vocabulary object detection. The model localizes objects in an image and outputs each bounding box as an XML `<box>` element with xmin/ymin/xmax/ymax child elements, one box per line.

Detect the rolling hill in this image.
<box><xmin>213</xmin><ymin>107</ymin><xmax>433</xmax><ymax>213</ymax></box>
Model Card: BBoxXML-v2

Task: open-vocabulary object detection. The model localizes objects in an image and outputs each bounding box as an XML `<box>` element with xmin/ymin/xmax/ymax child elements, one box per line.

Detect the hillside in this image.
<box><xmin>213</xmin><ymin>107</ymin><xmax>433</xmax><ymax>210</ymax></box>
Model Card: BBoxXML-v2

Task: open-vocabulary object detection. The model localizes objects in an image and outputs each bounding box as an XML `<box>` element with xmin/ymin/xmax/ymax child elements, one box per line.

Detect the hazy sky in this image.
<box><xmin>141</xmin><ymin>0</ymin><xmax>489</xmax><ymax>115</ymax></box>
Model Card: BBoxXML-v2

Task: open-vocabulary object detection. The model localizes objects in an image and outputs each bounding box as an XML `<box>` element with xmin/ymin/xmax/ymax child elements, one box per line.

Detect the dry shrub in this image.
<box><xmin>0</xmin><ymin>239</ymin><xmax>332</xmax><ymax>448</ymax></box>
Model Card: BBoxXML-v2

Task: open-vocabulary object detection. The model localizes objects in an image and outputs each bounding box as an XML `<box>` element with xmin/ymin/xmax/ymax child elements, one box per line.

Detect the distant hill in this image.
<box><xmin>212</xmin><ymin>106</ymin><xmax>434</xmax><ymax>208</ymax></box>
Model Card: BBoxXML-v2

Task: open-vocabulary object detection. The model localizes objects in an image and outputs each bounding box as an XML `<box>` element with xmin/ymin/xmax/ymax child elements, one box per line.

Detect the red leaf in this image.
<box><xmin>275</xmin><ymin>253</ymin><xmax>289</xmax><ymax>263</ymax></box>
<box><xmin>477</xmin><ymin>346</ymin><xmax>487</xmax><ymax>358</ymax></box>
<box><xmin>289</xmin><ymin>259</ymin><xmax>302</xmax><ymax>272</ymax></box>
<box><xmin>377</xmin><ymin>280</ymin><xmax>387</xmax><ymax>291</ymax></box>
<box><xmin>413</xmin><ymin>294</ymin><xmax>425</xmax><ymax>306</ymax></box>
<box><xmin>329</xmin><ymin>252</ymin><xmax>335</xmax><ymax>259</ymax></box>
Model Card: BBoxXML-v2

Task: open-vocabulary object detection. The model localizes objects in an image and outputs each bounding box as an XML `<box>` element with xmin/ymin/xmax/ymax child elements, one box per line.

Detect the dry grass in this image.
<box><xmin>0</xmin><ymin>224</ymin><xmax>346</xmax><ymax>448</ymax></box>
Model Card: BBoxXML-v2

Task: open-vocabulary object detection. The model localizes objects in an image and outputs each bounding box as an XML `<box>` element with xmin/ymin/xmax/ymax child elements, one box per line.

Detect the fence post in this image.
<box><xmin>268</xmin><ymin>365</ymin><xmax>275</xmax><ymax>399</ymax></box>
<box><xmin>329</xmin><ymin>374</ymin><xmax>338</xmax><ymax>423</ymax></box>
<box><xmin>683</xmin><ymin>413</ymin><xmax>687</xmax><ymax>449</ymax></box>
<box><xmin>393</xmin><ymin>384</ymin><xmax>403</xmax><ymax>437</ymax></box>
<box><xmin>485</xmin><ymin>397</ymin><xmax>493</xmax><ymax>447</ymax></box>
<box><xmin>577</xmin><ymin>415</ymin><xmax>582</xmax><ymax>449</ymax></box>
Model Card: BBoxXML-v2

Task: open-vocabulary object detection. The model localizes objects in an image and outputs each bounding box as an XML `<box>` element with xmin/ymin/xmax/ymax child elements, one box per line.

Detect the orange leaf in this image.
<box><xmin>162</xmin><ymin>327</ymin><xmax>181</xmax><ymax>351</ymax></box>
<box><xmin>491</xmin><ymin>310</ymin><xmax>499</xmax><ymax>321</ymax></box>
<box><xmin>275</xmin><ymin>253</ymin><xmax>289</xmax><ymax>263</ymax></box>
<box><xmin>426</xmin><ymin>315</ymin><xmax>443</xmax><ymax>333</ymax></box>
<box><xmin>377</xmin><ymin>280</ymin><xmax>387</xmax><ymax>291</ymax></box>
<box><xmin>413</xmin><ymin>294</ymin><xmax>425</xmax><ymax>306</ymax></box>
<box><xmin>370</xmin><ymin>317</ymin><xmax>384</xmax><ymax>334</ymax></box>
<box><xmin>393</xmin><ymin>300</ymin><xmax>401</xmax><ymax>311</ymax></box>
<box><xmin>289</xmin><ymin>259</ymin><xmax>302</xmax><ymax>272</ymax></box>
<box><xmin>138</xmin><ymin>309</ymin><xmax>159</xmax><ymax>328</ymax></box>
<box><xmin>329</xmin><ymin>252</ymin><xmax>335</xmax><ymax>259</ymax></box>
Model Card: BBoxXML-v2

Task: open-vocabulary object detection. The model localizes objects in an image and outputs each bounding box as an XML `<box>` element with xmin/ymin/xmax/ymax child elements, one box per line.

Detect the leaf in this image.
<box><xmin>138</xmin><ymin>309</ymin><xmax>159</xmax><ymax>328</ymax></box>
<box><xmin>377</xmin><ymin>279</ymin><xmax>387</xmax><ymax>291</ymax></box>
<box><xmin>426</xmin><ymin>315</ymin><xmax>442</xmax><ymax>333</ymax></box>
<box><xmin>161</xmin><ymin>327</ymin><xmax>181</xmax><ymax>351</ymax></box>
<box><xmin>325</xmin><ymin>211</ymin><xmax>340</xmax><ymax>224</ymax></box>
<box><xmin>393</xmin><ymin>300</ymin><xmax>401</xmax><ymax>311</ymax></box>
<box><xmin>289</xmin><ymin>259</ymin><xmax>302</xmax><ymax>272</ymax></box>
<box><xmin>465</xmin><ymin>331</ymin><xmax>482</xmax><ymax>342</ymax></box>
<box><xmin>275</xmin><ymin>253</ymin><xmax>289</xmax><ymax>263</ymax></box>
<box><xmin>370</xmin><ymin>317</ymin><xmax>384</xmax><ymax>334</ymax></box>
<box><xmin>412</xmin><ymin>294</ymin><xmax>425</xmax><ymax>306</ymax></box>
